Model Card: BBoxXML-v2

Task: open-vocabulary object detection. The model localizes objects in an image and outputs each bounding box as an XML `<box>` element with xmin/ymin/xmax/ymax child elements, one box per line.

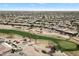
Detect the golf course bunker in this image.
<box><xmin>0</xmin><ymin>29</ymin><xmax>79</xmax><ymax>51</ymax></box>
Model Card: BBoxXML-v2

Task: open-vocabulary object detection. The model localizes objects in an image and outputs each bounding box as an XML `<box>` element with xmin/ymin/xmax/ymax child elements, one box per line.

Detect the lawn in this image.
<box><xmin>58</xmin><ymin>41</ymin><xmax>77</xmax><ymax>51</ymax></box>
<box><xmin>0</xmin><ymin>29</ymin><xmax>79</xmax><ymax>51</ymax></box>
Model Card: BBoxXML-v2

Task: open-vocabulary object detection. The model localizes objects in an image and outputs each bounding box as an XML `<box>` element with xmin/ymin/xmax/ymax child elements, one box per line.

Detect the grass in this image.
<box><xmin>58</xmin><ymin>41</ymin><xmax>77</xmax><ymax>50</ymax></box>
<box><xmin>0</xmin><ymin>29</ymin><xmax>79</xmax><ymax>51</ymax></box>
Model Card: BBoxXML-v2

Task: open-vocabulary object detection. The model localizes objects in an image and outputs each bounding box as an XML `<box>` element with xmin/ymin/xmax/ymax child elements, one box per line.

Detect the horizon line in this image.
<box><xmin>0</xmin><ymin>9</ymin><xmax>79</xmax><ymax>11</ymax></box>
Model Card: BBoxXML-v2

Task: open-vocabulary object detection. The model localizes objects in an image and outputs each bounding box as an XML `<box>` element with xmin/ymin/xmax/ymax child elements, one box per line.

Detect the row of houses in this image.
<box><xmin>0</xmin><ymin>11</ymin><xmax>79</xmax><ymax>37</ymax></box>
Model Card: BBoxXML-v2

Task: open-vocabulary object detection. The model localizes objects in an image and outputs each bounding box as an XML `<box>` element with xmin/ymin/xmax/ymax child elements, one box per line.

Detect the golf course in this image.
<box><xmin>0</xmin><ymin>29</ymin><xmax>79</xmax><ymax>51</ymax></box>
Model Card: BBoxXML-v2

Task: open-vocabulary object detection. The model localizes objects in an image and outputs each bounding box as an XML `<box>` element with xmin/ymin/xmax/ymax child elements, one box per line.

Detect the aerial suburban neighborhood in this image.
<box><xmin>0</xmin><ymin>11</ymin><xmax>79</xmax><ymax>56</ymax></box>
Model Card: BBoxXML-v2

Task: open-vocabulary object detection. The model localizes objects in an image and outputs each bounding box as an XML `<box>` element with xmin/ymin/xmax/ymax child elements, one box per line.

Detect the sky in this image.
<box><xmin>0</xmin><ymin>3</ymin><xmax>79</xmax><ymax>11</ymax></box>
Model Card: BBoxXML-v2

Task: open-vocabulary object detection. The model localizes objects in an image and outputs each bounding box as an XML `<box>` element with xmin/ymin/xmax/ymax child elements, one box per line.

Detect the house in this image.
<box><xmin>0</xmin><ymin>42</ymin><xmax>12</xmax><ymax>55</ymax></box>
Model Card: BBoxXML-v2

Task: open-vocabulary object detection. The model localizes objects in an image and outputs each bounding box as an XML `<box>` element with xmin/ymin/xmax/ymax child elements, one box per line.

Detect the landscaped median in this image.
<box><xmin>0</xmin><ymin>29</ymin><xmax>79</xmax><ymax>51</ymax></box>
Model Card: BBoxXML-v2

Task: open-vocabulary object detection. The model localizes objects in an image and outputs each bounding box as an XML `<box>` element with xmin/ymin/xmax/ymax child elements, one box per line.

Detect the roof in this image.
<box><xmin>0</xmin><ymin>42</ymin><xmax>12</xmax><ymax>55</ymax></box>
<box><xmin>52</xmin><ymin>26</ymin><xmax>78</xmax><ymax>34</ymax></box>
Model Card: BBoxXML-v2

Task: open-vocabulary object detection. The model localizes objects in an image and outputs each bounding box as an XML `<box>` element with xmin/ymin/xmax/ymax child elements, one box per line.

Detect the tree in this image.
<box><xmin>35</xmin><ymin>39</ymin><xmax>38</xmax><ymax>44</ymax></box>
<box><xmin>30</xmin><ymin>24</ymin><xmax>34</xmax><ymax>29</ymax></box>
<box><xmin>76</xmin><ymin>24</ymin><xmax>79</xmax><ymax>37</ymax></box>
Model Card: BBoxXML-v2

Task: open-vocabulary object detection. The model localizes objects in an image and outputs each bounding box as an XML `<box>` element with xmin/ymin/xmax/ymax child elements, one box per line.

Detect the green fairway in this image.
<box><xmin>0</xmin><ymin>29</ymin><xmax>79</xmax><ymax>51</ymax></box>
<box><xmin>58</xmin><ymin>41</ymin><xmax>77</xmax><ymax>50</ymax></box>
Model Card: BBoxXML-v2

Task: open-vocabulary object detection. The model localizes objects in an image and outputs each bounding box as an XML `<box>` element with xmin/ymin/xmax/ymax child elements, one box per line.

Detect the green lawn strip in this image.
<box><xmin>57</xmin><ymin>41</ymin><xmax>77</xmax><ymax>51</ymax></box>
<box><xmin>0</xmin><ymin>29</ymin><xmax>79</xmax><ymax>51</ymax></box>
